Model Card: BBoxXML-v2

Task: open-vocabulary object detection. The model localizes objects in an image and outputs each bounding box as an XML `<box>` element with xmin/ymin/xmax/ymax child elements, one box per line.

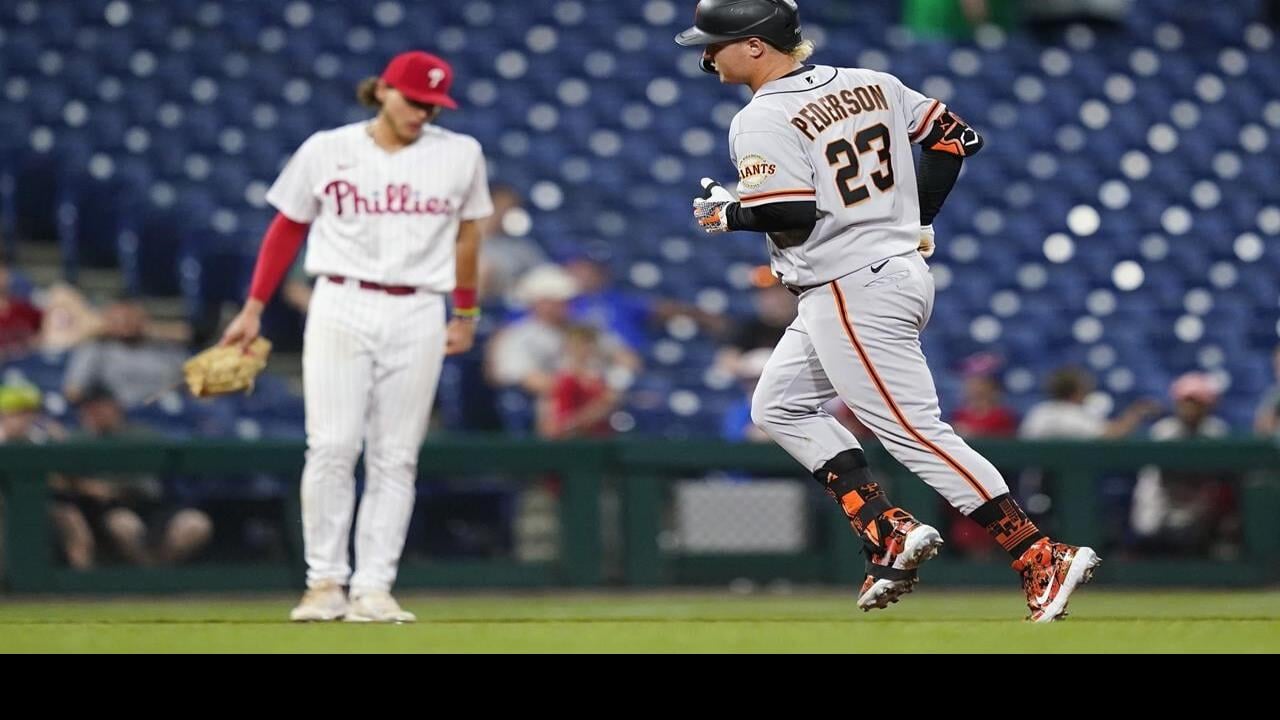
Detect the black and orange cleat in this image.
<box><xmin>1013</xmin><ymin>538</ymin><xmax>1101</xmax><ymax>623</ymax></box>
<box><xmin>856</xmin><ymin>508</ymin><xmax>945</xmax><ymax>612</ymax></box>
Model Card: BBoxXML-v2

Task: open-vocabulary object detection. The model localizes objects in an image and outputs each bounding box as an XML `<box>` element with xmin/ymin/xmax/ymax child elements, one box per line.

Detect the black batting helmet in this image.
<box><xmin>674</xmin><ymin>0</ymin><xmax>804</xmax><ymax>69</ymax></box>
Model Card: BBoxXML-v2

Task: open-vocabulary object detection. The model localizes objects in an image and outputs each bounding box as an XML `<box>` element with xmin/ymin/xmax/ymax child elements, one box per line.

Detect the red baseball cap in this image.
<box><xmin>381</xmin><ymin>51</ymin><xmax>457</xmax><ymax>109</ymax></box>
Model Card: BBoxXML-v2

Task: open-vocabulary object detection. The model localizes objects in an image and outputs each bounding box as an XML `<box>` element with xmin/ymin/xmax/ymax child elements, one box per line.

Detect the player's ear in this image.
<box><xmin>374</xmin><ymin>79</ymin><xmax>389</xmax><ymax>104</ymax></box>
<box><xmin>748</xmin><ymin>38</ymin><xmax>768</xmax><ymax>60</ymax></box>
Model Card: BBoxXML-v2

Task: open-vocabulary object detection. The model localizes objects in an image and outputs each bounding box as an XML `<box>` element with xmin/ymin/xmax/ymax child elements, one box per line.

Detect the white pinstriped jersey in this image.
<box><xmin>729</xmin><ymin>65</ymin><xmax>946</xmax><ymax>287</ymax></box>
<box><xmin>266</xmin><ymin>121</ymin><xmax>493</xmax><ymax>291</ymax></box>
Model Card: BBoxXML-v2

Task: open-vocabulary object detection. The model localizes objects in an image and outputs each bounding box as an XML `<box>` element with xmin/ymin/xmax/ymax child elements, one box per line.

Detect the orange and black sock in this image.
<box><xmin>969</xmin><ymin>494</ymin><xmax>1045</xmax><ymax>558</ymax></box>
<box><xmin>813</xmin><ymin>449</ymin><xmax>893</xmax><ymax>549</ymax></box>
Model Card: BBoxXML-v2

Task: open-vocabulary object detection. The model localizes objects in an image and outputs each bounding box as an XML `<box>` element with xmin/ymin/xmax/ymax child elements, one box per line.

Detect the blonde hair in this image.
<box><xmin>356</xmin><ymin>77</ymin><xmax>381</xmax><ymax>108</ymax></box>
<box><xmin>788</xmin><ymin>39</ymin><xmax>815</xmax><ymax>63</ymax></box>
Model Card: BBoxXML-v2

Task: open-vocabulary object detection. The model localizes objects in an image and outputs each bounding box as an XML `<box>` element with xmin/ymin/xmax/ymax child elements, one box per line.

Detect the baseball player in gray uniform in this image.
<box><xmin>677</xmin><ymin>0</ymin><xmax>1099</xmax><ymax>622</ymax></box>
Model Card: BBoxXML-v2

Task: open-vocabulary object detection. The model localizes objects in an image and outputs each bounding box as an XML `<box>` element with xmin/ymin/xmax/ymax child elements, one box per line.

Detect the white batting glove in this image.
<box><xmin>918</xmin><ymin>224</ymin><xmax>936</xmax><ymax>258</ymax></box>
<box><xmin>692</xmin><ymin>177</ymin><xmax>737</xmax><ymax>234</ymax></box>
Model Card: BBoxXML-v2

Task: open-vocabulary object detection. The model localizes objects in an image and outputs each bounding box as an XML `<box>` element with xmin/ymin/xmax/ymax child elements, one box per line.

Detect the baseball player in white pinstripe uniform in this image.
<box><xmin>222</xmin><ymin>51</ymin><xmax>492</xmax><ymax>622</ymax></box>
<box><xmin>678</xmin><ymin>0</ymin><xmax>1100</xmax><ymax>622</ymax></box>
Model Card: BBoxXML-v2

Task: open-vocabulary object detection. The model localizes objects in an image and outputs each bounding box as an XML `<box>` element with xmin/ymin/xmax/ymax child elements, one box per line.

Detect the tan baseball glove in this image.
<box><xmin>182</xmin><ymin>337</ymin><xmax>273</xmax><ymax>398</ymax></box>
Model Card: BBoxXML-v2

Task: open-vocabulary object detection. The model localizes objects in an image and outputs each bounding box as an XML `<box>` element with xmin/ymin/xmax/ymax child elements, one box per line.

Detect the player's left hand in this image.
<box><xmin>918</xmin><ymin>225</ymin><xmax>936</xmax><ymax>259</ymax></box>
<box><xmin>692</xmin><ymin>177</ymin><xmax>736</xmax><ymax>233</ymax></box>
<box><xmin>445</xmin><ymin>318</ymin><xmax>476</xmax><ymax>355</ymax></box>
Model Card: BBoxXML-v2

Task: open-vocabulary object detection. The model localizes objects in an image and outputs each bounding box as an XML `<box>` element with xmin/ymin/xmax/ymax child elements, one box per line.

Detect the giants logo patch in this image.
<box><xmin>737</xmin><ymin>154</ymin><xmax>777</xmax><ymax>189</ymax></box>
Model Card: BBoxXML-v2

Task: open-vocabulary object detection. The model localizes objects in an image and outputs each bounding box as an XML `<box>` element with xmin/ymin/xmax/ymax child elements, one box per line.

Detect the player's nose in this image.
<box><xmin>701</xmin><ymin>48</ymin><xmax>718</xmax><ymax>73</ymax></box>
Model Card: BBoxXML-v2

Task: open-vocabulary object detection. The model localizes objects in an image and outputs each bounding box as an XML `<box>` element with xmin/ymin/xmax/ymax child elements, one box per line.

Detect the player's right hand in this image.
<box><xmin>220</xmin><ymin>305</ymin><xmax>262</xmax><ymax>351</ymax></box>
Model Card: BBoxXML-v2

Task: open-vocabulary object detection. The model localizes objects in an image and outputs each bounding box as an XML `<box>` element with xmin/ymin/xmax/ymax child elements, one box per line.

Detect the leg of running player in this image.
<box><xmin>807</xmin><ymin>255</ymin><xmax>1010</xmax><ymax>515</ymax></box>
<box><xmin>809</xmin><ymin>254</ymin><xmax>1099</xmax><ymax>620</ymax></box>
<box><xmin>751</xmin><ymin>311</ymin><xmax>944</xmax><ymax>610</ymax></box>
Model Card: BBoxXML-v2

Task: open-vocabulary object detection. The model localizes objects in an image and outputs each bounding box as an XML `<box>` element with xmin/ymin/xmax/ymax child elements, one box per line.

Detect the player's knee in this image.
<box><xmin>304</xmin><ymin>443</ymin><xmax>362</xmax><ymax>476</ymax></box>
<box><xmin>365</xmin><ymin>446</ymin><xmax>419</xmax><ymax>483</ymax></box>
<box><xmin>749</xmin><ymin>392</ymin><xmax>786</xmax><ymax>435</ymax></box>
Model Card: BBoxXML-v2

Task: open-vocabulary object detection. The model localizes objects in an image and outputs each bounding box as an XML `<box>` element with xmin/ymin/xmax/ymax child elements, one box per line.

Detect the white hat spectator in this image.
<box><xmin>512</xmin><ymin>264</ymin><xmax>580</xmax><ymax>306</ymax></box>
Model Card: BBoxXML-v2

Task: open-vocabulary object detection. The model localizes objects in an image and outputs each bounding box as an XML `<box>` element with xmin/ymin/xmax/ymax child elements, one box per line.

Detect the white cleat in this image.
<box><xmin>289</xmin><ymin>581</ymin><xmax>348</xmax><ymax>622</ymax></box>
<box><xmin>344</xmin><ymin>591</ymin><xmax>417</xmax><ymax>623</ymax></box>
<box><xmin>857</xmin><ymin>513</ymin><xmax>945</xmax><ymax>612</ymax></box>
<box><xmin>1014</xmin><ymin>539</ymin><xmax>1102</xmax><ymax>623</ymax></box>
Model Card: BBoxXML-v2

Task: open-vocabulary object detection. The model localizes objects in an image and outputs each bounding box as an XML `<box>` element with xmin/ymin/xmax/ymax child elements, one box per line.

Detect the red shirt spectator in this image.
<box><xmin>0</xmin><ymin>266</ymin><xmax>43</xmax><ymax>358</ymax></box>
<box><xmin>537</xmin><ymin>325</ymin><xmax>618</xmax><ymax>439</ymax></box>
<box><xmin>952</xmin><ymin>405</ymin><xmax>1018</xmax><ymax>437</ymax></box>
<box><xmin>547</xmin><ymin>373</ymin><xmax>612</xmax><ymax>437</ymax></box>
<box><xmin>952</xmin><ymin>374</ymin><xmax>1018</xmax><ymax>438</ymax></box>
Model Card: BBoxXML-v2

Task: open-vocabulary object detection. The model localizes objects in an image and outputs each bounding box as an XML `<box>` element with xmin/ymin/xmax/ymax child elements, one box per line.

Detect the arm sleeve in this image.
<box><xmin>727</xmin><ymin>200</ymin><xmax>817</xmax><ymax>234</ymax></box>
<box><xmin>916</xmin><ymin>150</ymin><xmax>963</xmax><ymax>226</ymax></box>
<box><xmin>248</xmin><ymin>213</ymin><xmax>311</xmax><ymax>303</ymax></box>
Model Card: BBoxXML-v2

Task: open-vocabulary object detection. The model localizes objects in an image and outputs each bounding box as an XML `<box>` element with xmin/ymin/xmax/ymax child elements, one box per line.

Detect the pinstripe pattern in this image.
<box><xmin>278</xmin><ymin>119</ymin><xmax>491</xmax><ymax>593</ymax></box>
<box><xmin>301</xmin><ymin>278</ymin><xmax>446</xmax><ymax>592</ymax></box>
<box><xmin>266</xmin><ymin>122</ymin><xmax>492</xmax><ymax>290</ymax></box>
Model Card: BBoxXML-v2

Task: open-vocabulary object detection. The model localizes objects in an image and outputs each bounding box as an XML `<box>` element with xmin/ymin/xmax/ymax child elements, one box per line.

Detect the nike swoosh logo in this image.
<box><xmin>870</xmin><ymin>260</ymin><xmax>890</xmax><ymax>273</ymax></box>
<box><xmin>337</xmin><ymin>163</ymin><xmax>355</xmax><ymax>170</ymax></box>
<box><xmin>1035</xmin><ymin>575</ymin><xmax>1057</xmax><ymax>606</ymax></box>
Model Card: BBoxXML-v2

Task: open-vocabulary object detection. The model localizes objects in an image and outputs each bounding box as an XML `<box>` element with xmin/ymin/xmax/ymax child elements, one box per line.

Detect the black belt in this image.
<box><xmin>781</xmin><ymin>280</ymin><xmax>819</xmax><ymax>297</ymax></box>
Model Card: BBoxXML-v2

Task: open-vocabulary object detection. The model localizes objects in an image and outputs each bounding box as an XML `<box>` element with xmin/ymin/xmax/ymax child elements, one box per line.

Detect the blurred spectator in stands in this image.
<box><xmin>477</xmin><ymin>185</ymin><xmax>547</xmax><ymax>305</ymax></box>
<box><xmin>63</xmin><ymin>300</ymin><xmax>188</xmax><ymax>408</ymax></box>
<box><xmin>721</xmin><ymin>347</ymin><xmax>774</xmax><ymax>442</ymax></box>
<box><xmin>565</xmin><ymin>255</ymin><xmax>653</xmax><ymax>351</ymax></box>
<box><xmin>536</xmin><ymin>324</ymin><xmax>620</xmax><ymax>439</ymax></box>
<box><xmin>951</xmin><ymin>354</ymin><xmax>1018</xmax><ymax>438</ymax></box>
<box><xmin>564</xmin><ymin>255</ymin><xmax>725</xmax><ymax>352</ymax></box>
<box><xmin>282</xmin><ymin>254</ymin><xmax>314</xmax><ymax>315</ymax></box>
<box><xmin>0</xmin><ymin>384</ymin><xmax>64</xmax><ymax>445</ymax></box>
<box><xmin>1016</xmin><ymin>366</ymin><xmax>1157</xmax><ymax>559</ymax></box>
<box><xmin>1131</xmin><ymin>373</ymin><xmax>1238</xmax><ymax>559</ymax></box>
<box><xmin>37</xmin><ymin>283</ymin><xmax>103</xmax><ymax>353</ymax></box>
<box><xmin>50</xmin><ymin>385</ymin><xmax>212</xmax><ymax>569</ymax></box>
<box><xmin>715</xmin><ymin>270</ymin><xmax>797</xmax><ymax>377</ymax></box>
<box><xmin>0</xmin><ymin>263</ymin><xmax>43</xmax><ymax>360</ymax></box>
<box><xmin>1020</xmin><ymin>366</ymin><xmax>1159</xmax><ymax>439</ymax></box>
<box><xmin>487</xmin><ymin>264</ymin><xmax>639</xmax><ymax>396</ymax></box>
<box><xmin>1253</xmin><ymin>345</ymin><xmax>1280</xmax><ymax>439</ymax></box>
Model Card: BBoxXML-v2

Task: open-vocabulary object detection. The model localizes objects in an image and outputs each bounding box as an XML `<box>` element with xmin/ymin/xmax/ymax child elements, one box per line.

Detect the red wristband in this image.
<box><xmin>452</xmin><ymin>287</ymin><xmax>477</xmax><ymax>311</ymax></box>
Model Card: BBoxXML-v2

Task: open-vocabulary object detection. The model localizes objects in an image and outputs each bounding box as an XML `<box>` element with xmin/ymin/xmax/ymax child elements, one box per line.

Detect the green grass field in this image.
<box><xmin>1</xmin><ymin>590</ymin><xmax>1276</xmax><ymax>652</ymax></box>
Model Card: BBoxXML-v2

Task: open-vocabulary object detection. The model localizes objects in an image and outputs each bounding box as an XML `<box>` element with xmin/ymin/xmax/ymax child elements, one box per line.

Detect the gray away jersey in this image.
<box><xmin>729</xmin><ymin>64</ymin><xmax>947</xmax><ymax>287</ymax></box>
